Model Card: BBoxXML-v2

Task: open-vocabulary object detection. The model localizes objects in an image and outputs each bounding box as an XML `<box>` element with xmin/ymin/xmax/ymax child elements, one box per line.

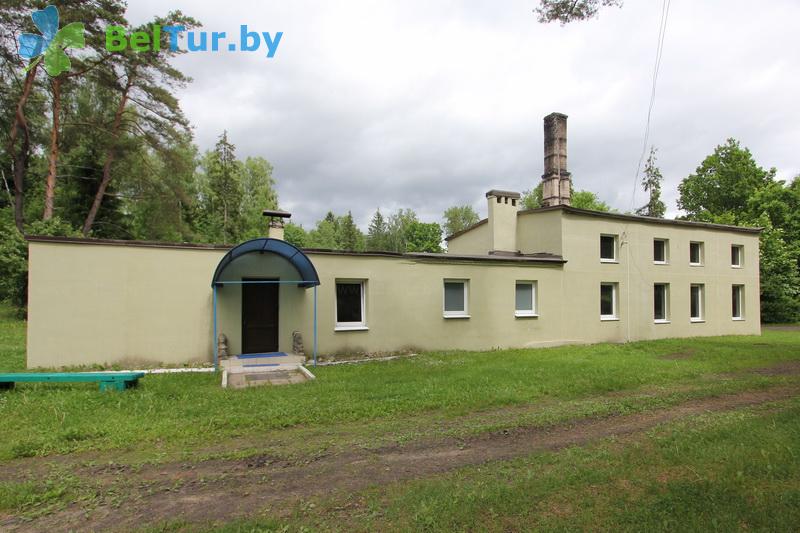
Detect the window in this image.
<box><xmin>732</xmin><ymin>285</ymin><xmax>744</xmax><ymax>319</ymax></box>
<box><xmin>600</xmin><ymin>283</ymin><xmax>618</xmax><ymax>320</ymax></box>
<box><xmin>443</xmin><ymin>280</ymin><xmax>469</xmax><ymax>318</ymax></box>
<box><xmin>654</xmin><ymin>239</ymin><xmax>668</xmax><ymax>264</ymax></box>
<box><xmin>600</xmin><ymin>235</ymin><xmax>618</xmax><ymax>262</ymax></box>
<box><xmin>654</xmin><ymin>283</ymin><xmax>669</xmax><ymax>322</ymax></box>
<box><xmin>515</xmin><ymin>281</ymin><xmax>538</xmax><ymax>317</ymax></box>
<box><xmin>731</xmin><ymin>245</ymin><xmax>743</xmax><ymax>267</ymax></box>
<box><xmin>690</xmin><ymin>284</ymin><xmax>704</xmax><ymax>322</ymax></box>
<box><xmin>335</xmin><ymin>281</ymin><xmax>366</xmax><ymax>329</ymax></box>
<box><xmin>689</xmin><ymin>242</ymin><xmax>704</xmax><ymax>265</ymax></box>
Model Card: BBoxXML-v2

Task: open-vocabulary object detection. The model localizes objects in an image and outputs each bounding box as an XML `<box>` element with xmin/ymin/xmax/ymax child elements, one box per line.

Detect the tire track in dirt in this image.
<box><xmin>8</xmin><ymin>383</ymin><xmax>800</xmax><ymax>533</ymax></box>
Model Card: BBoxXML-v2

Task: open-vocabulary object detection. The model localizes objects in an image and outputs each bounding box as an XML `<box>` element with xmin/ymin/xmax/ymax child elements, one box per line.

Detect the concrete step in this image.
<box><xmin>224</xmin><ymin>367</ymin><xmax>310</xmax><ymax>389</ymax></box>
<box><xmin>221</xmin><ymin>363</ymin><xmax>316</xmax><ymax>389</ymax></box>
<box><xmin>221</xmin><ymin>353</ymin><xmax>306</xmax><ymax>369</ymax></box>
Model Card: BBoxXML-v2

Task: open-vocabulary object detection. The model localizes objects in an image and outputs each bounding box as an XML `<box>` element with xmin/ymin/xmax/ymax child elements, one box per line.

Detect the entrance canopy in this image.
<box><xmin>210</xmin><ymin>238</ymin><xmax>321</xmax><ymax>369</ymax></box>
<box><xmin>211</xmin><ymin>238</ymin><xmax>320</xmax><ymax>288</ymax></box>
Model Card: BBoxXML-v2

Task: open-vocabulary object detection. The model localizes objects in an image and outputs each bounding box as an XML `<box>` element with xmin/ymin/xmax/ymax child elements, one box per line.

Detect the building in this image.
<box><xmin>25</xmin><ymin>114</ymin><xmax>760</xmax><ymax>369</ymax></box>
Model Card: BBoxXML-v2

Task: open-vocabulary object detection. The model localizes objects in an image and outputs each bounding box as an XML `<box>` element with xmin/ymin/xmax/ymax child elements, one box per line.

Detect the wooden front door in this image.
<box><xmin>242</xmin><ymin>279</ymin><xmax>279</xmax><ymax>354</ymax></box>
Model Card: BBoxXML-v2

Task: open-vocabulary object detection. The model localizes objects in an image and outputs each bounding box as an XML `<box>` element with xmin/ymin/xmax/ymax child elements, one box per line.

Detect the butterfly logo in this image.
<box><xmin>18</xmin><ymin>5</ymin><xmax>85</xmax><ymax>77</ymax></box>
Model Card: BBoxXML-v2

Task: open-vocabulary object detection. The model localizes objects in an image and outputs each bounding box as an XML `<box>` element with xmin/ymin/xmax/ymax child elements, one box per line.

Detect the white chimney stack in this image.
<box><xmin>486</xmin><ymin>190</ymin><xmax>520</xmax><ymax>253</ymax></box>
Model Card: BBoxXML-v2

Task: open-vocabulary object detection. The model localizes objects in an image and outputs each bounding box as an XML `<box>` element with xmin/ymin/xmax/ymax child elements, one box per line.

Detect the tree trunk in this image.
<box><xmin>43</xmin><ymin>76</ymin><xmax>62</xmax><ymax>221</ymax></box>
<box><xmin>82</xmin><ymin>78</ymin><xmax>133</xmax><ymax>236</ymax></box>
<box><xmin>6</xmin><ymin>64</ymin><xmax>39</xmax><ymax>232</ymax></box>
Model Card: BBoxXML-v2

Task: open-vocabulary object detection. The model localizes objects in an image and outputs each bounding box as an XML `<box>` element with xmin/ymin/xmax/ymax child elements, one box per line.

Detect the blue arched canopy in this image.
<box><xmin>211</xmin><ymin>238</ymin><xmax>320</xmax><ymax>288</ymax></box>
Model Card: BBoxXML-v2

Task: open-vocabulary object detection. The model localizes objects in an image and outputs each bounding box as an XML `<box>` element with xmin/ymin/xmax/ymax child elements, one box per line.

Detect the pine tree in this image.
<box><xmin>338</xmin><ymin>211</ymin><xmax>362</xmax><ymax>251</ymax></box>
<box><xmin>367</xmin><ymin>209</ymin><xmax>390</xmax><ymax>251</ymax></box>
<box><xmin>201</xmin><ymin>131</ymin><xmax>244</xmax><ymax>243</ymax></box>
<box><xmin>636</xmin><ymin>147</ymin><xmax>667</xmax><ymax>218</ymax></box>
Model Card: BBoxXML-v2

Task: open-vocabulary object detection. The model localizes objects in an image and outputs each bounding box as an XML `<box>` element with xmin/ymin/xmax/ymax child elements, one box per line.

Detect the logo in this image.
<box><xmin>17</xmin><ymin>5</ymin><xmax>85</xmax><ymax>76</ymax></box>
<box><xmin>105</xmin><ymin>25</ymin><xmax>283</xmax><ymax>58</ymax></box>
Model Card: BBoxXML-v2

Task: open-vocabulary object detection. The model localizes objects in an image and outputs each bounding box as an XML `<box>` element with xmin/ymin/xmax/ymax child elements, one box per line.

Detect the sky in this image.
<box><xmin>125</xmin><ymin>0</ymin><xmax>800</xmax><ymax>230</ymax></box>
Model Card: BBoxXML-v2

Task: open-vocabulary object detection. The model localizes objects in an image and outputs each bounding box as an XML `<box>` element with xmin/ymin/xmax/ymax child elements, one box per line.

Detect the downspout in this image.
<box><xmin>313</xmin><ymin>285</ymin><xmax>318</xmax><ymax>367</ymax></box>
<box><xmin>213</xmin><ymin>284</ymin><xmax>218</xmax><ymax>371</ymax></box>
<box><xmin>624</xmin><ymin>229</ymin><xmax>631</xmax><ymax>343</ymax></box>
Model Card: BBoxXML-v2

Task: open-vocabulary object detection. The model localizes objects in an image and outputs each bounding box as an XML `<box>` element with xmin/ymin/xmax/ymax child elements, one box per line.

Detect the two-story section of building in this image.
<box><xmin>448</xmin><ymin>113</ymin><xmax>760</xmax><ymax>344</ymax></box>
<box><xmin>448</xmin><ymin>198</ymin><xmax>761</xmax><ymax>345</ymax></box>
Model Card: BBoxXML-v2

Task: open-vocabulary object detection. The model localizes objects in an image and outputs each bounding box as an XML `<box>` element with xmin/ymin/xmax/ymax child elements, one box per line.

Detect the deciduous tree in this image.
<box><xmin>443</xmin><ymin>205</ymin><xmax>479</xmax><ymax>236</ymax></box>
<box><xmin>405</xmin><ymin>221</ymin><xmax>443</xmax><ymax>253</ymax></box>
<box><xmin>678</xmin><ymin>140</ymin><xmax>800</xmax><ymax>322</ymax></box>
<box><xmin>678</xmin><ymin>139</ymin><xmax>775</xmax><ymax>221</ymax></box>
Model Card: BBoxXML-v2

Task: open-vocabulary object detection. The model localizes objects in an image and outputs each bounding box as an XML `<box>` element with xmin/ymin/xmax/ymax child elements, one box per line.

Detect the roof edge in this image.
<box><xmin>520</xmin><ymin>205</ymin><xmax>762</xmax><ymax>233</ymax></box>
<box><xmin>26</xmin><ymin>236</ymin><xmax>565</xmax><ymax>265</ymax></box>
<box><xmin>26</xmin><ymin>235</ymin><xmax>233</xmax><ymax>250</ymax></box>
<box><xmin>307</xmin><ymin>248</ymin><xmax>565</xmax><ymax>264</ymax></box>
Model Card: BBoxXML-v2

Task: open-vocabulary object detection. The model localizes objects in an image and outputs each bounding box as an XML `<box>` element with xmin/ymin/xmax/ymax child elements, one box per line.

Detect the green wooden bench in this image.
<box><xmin>0</xmin><ymin>371</ymin><xmax>146</xmax><ymax>391</ymax></box>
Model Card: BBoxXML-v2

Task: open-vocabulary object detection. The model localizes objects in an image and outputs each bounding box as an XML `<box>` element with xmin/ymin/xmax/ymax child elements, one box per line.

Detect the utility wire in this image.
<box><xmin>631</xmin><ymin>0</ymin><xmax>671</xmax><ymax>211</ymax></box>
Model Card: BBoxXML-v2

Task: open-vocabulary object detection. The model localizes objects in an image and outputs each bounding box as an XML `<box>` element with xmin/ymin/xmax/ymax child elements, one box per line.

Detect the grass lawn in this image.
<box><xmin>1</xmin><ymin>301</ymin><xmax>800</xmax><ymax>531</ymax></box>
<box><xmin>0</xmin><ymin>304</ymin><xmax>25</xmax><ymax>373</ymax></box>
<box><xmin>195</xmin><ymin>398</ymin><xmax>800</xmax><ymax>532</ymax></box>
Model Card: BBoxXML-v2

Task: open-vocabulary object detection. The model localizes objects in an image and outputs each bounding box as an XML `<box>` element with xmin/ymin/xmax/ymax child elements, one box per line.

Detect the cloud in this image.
<box><xmin>125</xmin><ymin>0</ymin><xmax>800</xmax><ymax>228</ymax></box>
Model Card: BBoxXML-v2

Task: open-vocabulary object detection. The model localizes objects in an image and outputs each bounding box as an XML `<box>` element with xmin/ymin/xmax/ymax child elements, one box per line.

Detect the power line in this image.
<box><xmin>631</xmin><ymin>0</ymin><xmax>671</xmax><ymax>211</ymax></box>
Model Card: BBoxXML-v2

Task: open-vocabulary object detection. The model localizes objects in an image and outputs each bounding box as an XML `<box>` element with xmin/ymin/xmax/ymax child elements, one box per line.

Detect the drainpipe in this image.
<box><xmin>623</xmin><ymin>230</ymin><xmax>631</xmax><ymax>343</ymax></box>
<box><xmin>213</xmin><ymin>284</ymin><xmax>219</xmax><ymax>371</ymax></box>
<box><xmin>313</xmin><ymin>285</ymin><xmax>318</xmax><ymax>367</ymax></box>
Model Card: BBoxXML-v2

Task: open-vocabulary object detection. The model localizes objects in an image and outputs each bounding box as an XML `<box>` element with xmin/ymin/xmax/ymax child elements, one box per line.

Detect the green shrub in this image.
<box><xmin>0</xmin><ymin>208</ymin><xmax>79</xmax><ymax>315</ymax></box>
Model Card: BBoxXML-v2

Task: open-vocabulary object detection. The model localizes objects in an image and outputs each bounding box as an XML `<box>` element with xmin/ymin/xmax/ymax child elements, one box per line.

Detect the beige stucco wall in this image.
<box><xmin>302</xmin><ymin>253</ymin><xmax>566</xmax><ymax>355</ymax></box>
<box><xmin>516</xmin><ymin>209</ymin><xmax>564</xmax><ymax>256</ymax></box>
<box><xmin>27</xmin><ymin>241</ymin><xmax>223</xmax><ymax>368</ymax></box>
<box><xmin>446</xmin><ymin>221</ymin><xmax>490</xmax><ymax>254</ymax></box>
<box><xmin>447</xmin><ymin>209</ymin><xmax>564</xmax><ymax>257</ymax></box>
<box><xmin>27</xmin><ymin>241</ymin><xmax>566</xmax><ymax>368</ymax></box>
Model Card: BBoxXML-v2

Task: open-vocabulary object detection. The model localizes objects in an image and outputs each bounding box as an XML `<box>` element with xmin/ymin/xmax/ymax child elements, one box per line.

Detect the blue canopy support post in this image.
<box><xmin>213</xmin><ymin>283</ymin><xmax>218</xmax><ymax>371</ymax></box>
<box><xmin>313</xmin><ymin>284</ymin><xmax>318</xmax><ymax>367</ymax></box>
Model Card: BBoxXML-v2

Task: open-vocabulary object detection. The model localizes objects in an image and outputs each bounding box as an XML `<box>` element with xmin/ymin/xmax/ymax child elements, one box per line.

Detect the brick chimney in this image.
<box><xmin>263</xmin><ymin>209</ymin><xmax>291</xmax><ymax>240</ymax></box>
<box><xmin>541</xmin><ymin>112</ymin><xmax>571</xmax><ymax>206</ymax></box>
<box><xmin>486</xmin><ymin>190</ymin><xmax>520</xmax><ymax>253</ymax></box>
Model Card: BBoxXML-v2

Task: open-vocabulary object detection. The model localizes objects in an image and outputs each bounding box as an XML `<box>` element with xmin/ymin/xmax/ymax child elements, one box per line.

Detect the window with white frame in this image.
<box><xmin>443</xmin><ymin>280</ymin><xmax>469</xmax><ymax>318</ymax></box>
<box><xmin>515</xmin><ymin>281</ymin><xmax>538</xmax><ymax>317</ymax></box>
<box><xmin>600</xmin><ymin>235</ymin><xmax>618</xmax><ymax>262</ymax></box>
<box><xmin>690</xmin><ymin>284</ymin><xmax>705</xmax><ymax>321</ymax></box>
<box><xmin>654</xmin><ymin>239</ymin><xmax>669</xmax><ymax>264</ymax></box>
<box><xmin>689</xmin><ymin>241</ymin><xmax>704</xmax><ymax>265</ymax></box>
<box><xmin>654</xmin><ymin>283</ymin><xmax>669</xmax><ymax>322</ymax></box>
<box><xmin>600</xmin><ymin>282</ymin><xmax>618</xmax><ymax>320</ymax></box>
<box><xmin>732</xmin><ymin>285</ymin><xmax>745</xmax><ymax>319</ymax></box>
<box><xmin>731</xmin><ymin>245</ymin><xmax>743</xmax><ymax>268</ymax></box>
<box><xmin>335</xmin><ymin>280</ymin><xmax>366</xmax><ymax>329</ymax></box>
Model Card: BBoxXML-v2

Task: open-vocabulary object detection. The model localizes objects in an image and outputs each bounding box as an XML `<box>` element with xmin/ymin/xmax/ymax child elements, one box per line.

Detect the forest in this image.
<box><xmin>1</xmin><ymin>1</ymin><xmax>798</xmax><ymax>322</ymax></box>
